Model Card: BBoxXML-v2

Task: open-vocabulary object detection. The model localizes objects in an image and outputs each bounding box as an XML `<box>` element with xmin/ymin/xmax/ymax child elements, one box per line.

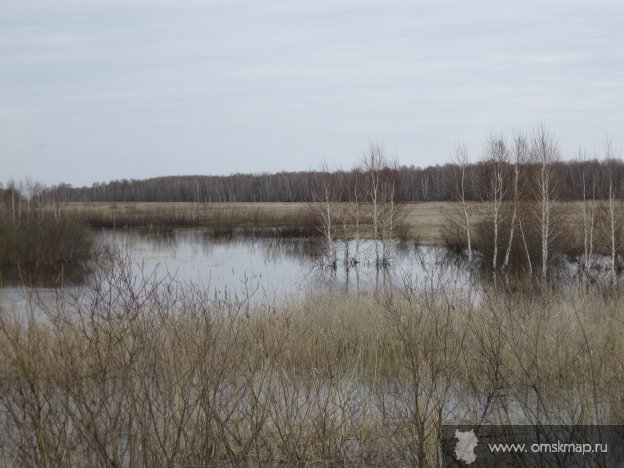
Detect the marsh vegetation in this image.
<box><xmin>0</xmin><ymin>203</ymin><xmax>93</xmax><ymax>286</ymax></box>
<box><xmin>1</xmin><ymin>130</ymin><xmax>623</xmax><ymax>466</ymax></box>
<box><xmin>1</xmin><ymin>250</ymin><xmax>623</xmax><ymax>466</ymax></box>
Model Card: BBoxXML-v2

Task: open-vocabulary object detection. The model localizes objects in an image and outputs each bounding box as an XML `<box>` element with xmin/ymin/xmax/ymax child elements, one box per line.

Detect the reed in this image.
<box><xmin>0</xmin><ymin>207</ymin><xmax>94</xmax><ymax>285</ymax></box>
<box><xmin>1</xmin><ymin>250</ymin><xmax>622</xmax><ymax>466</ymax></box>
<box><xmin>59</xmin><ymin>202</ymin><xmax>320</xmax><ymax>238</ymax></box>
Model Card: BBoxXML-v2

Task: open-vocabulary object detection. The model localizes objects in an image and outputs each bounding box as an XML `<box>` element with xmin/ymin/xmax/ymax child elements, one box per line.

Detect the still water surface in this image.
<box><xmin>0</xmin><ymin>229</ymin><xmax>470</xmax><ymax>309</ymax></box>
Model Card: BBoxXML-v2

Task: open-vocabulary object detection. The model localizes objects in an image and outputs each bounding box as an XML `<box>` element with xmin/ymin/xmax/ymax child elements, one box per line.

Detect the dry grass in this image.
<box><xmin>50</xmin><ymin>201</ymin><xmax>491</xmax><ymax>243</ymax></box>
<box><xmin>34</xmin><ymin>200</ymin><xmax>616</xmax><ymax>247</ymax></box>
<box><xmin>1</xmin><ymin>250</ymin><xmax>622</xmax><ymax>466</ymax></box>
<box><xmin>402</xmin><ymin>201</ymin><xmax>491</xmax><ymax>245</ymax></box>
<box><xmin>58</xmin><ymin>202</ymin><xmax>319</xmax><ymax>237</ymax></box>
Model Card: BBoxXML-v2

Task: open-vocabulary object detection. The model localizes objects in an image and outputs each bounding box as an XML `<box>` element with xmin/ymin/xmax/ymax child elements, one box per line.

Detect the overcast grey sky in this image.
<box><xmin>1</xmin><ymin>0</ymin><xmax>622</xmax><ymax>187</ymax></box>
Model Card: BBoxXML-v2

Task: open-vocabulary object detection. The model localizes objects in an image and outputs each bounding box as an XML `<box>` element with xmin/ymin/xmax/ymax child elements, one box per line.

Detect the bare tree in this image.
<box><xmin>361</xmin><ymin>142</ymin><xmax>385</xmax><ymax>267</ymax></box>
<box><xmin>309</xmin><ymin>165</ymin><xmax>338</xmax><ymax>269</ymax></box>
<box><xmin>361</xmin><ymin>143</ymin><xmax>401</xmax><ymax>268</ymax></box>
<box><xmin>502</xmin><ymin>134</ymin><xmax>528</xmax><ymax>271</ymax></box>
<box><xmin>379</xmin><ymin>156</ymin><xmax>401</xmax><ymax>266</ymax></box>
<box><xmin>454</xmin><ymin>143</ymin><xmax>473</xmax><ymax>263</ymax></box>
<box><xmin>531</xmin><ymin>126</ymin><xmax>560</xmax><ymax>281</ymax></box>
<box><xmin>578</xmin><ymin>148</ymin><xmax>598</xmax><ymax>281</ymax></box>
<box><xmin>606</xmin><ymin>177</ymin><xmax>618</xmax><ymax>289</ymax></box>
<box><xmin>351</xmin><ymin>167</ymin><xmax>363</xmax><ymax>266</ymax></box>
<box><xmin>484</xmin><ymin>135</ymin><xmax>509</xmax><ymax>273</ymax></box>
<box><xmin>603</xmin><ymin>138</ymin><xmax>622</xmax><ymax>289</ymax></box>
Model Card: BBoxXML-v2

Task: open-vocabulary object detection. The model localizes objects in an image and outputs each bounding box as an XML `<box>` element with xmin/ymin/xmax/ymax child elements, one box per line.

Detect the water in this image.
<box><xmin>0</xmin><ymin>229</ymin><xmax>471</xmax><ymax>310</ymax></box>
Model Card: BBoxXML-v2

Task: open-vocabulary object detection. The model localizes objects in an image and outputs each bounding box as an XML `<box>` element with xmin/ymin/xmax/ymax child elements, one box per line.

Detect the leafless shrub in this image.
<box><xmin>1</xmin><ymin>248</ymin><xmax>623</xmax><ymax>466</ymax></box>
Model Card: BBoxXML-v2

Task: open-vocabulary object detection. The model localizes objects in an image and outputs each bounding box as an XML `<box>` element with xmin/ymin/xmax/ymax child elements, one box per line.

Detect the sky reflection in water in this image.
<box><xmin>1</xmin><ymin>229</ymin><xmax>471</xmax><ymax>310</ymax></box>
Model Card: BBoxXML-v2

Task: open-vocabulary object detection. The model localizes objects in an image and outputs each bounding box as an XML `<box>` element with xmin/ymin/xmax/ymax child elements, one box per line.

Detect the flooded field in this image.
<box><xmin>2</xmin><ymin>228</ymin><xmax>622</xmax><ymax>466</ymax></box>
<box><xmin>0</xmin><ymin>228</ymin><xmax>470</xmax><ymax>310</ymax></box>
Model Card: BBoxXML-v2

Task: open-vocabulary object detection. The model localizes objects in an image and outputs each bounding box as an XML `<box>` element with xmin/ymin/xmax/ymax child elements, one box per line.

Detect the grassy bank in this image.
<box><xmin>1</xmin><ymin>253</ymin><xmax>622</xmax><ymax>466</ymax></box>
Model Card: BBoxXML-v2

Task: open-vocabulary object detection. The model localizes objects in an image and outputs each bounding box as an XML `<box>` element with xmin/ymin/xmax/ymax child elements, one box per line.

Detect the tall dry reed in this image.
<box><xmin>0</xmin><ymin>249</ymin><xmax>622</xmax><ymax>466</ymax></box>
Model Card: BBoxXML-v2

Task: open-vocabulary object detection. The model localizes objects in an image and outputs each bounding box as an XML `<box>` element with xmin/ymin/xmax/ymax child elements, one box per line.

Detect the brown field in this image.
<box><xmin>52</xmin><ymin>201</ymin><xmax>487</xmax><ymax>244</ymax></box>
<box><xmin>49</xmin><ymin>200</ymin><xmax>592</xmax><ymax>245</ymax></box>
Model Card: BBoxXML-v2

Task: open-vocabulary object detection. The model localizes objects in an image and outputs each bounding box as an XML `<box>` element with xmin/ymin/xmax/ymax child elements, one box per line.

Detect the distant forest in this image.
<box><xmin>2</xmin><ymin>159</ymin><xmax>624</xmax><ymax>204</ymax></box>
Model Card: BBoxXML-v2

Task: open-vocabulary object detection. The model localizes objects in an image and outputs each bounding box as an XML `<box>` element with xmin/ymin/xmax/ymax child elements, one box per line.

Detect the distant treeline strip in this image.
<box><xmin>5</xmin><ymin>159</ymin><xmax>624</xmax><ymax>204</ymax></box>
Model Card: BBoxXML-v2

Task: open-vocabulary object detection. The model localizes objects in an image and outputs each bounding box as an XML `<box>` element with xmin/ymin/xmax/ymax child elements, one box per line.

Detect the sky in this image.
<box><xmin>1</xmin><ymin>0</ymin><xmax>623</xmax><ymax>187</ymax></box>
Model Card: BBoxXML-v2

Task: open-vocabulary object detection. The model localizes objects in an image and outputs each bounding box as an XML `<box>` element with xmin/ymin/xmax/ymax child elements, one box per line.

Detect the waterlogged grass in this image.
<box><xmin>1</xmin><ymin>253</ymin><xmax>622</xmax><ymax>466</ymax></box>
<box><xmin>51</xmin><ymin>201</ymin><xmax>459</xmax><ymax>242</ymax></box>
<box><xmin>0</xmin><ymin>208</ymin><xmax>94</xmax><ymax>285</ymax></box>
<box><xmin>60</xmin><ymin>202</ymin><xmax>320</xmax><ymax>237</ymax></box>
<box><xmin>35</xmin><ymin>200</ymin><xmax>608</xmax><ymax>248</ymax></box>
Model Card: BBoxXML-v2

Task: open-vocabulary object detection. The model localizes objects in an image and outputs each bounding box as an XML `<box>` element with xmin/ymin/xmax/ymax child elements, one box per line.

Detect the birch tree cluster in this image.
<box><xmin>448</xmin><ymin>128</ymin><xmax>623</xmax><ymax>285</ymax></box>
<box><xmin>309</xmin><ymin>143</ymin><xmax>403</xmax><ymax>270</ymax></box>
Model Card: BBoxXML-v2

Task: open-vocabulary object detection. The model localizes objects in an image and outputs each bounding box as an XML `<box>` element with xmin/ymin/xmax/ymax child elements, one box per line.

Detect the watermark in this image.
<box><xmin>442</xmin><ymin>425</ymin><xmax>624</xmax><ymax>467</ymax></box>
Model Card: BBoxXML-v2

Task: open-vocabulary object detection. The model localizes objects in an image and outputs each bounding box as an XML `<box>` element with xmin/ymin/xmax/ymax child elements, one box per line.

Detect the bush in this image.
<box><xmin>1</xmin><ymin>252</ymin><xmax>622</xmax><ymax>466</ymax></box>
<box><xmin>0</xmin><ymin>208</ymin><xmax>94</xmax><ymax>284</ymax></box>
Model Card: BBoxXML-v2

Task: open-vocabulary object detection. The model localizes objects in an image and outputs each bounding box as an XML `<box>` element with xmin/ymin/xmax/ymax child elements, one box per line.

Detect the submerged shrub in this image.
<box><xmin>0</xmin><ymin>208</ymin><xmax>94</xmax><ymax>284</ymax></box>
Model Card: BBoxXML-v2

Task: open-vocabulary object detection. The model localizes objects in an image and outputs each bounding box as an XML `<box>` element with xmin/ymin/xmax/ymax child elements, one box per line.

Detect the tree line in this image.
<box><xmin>2</xmin><ymin>149</ymin><xmax>622</xmax><ymax>205</ymax></box>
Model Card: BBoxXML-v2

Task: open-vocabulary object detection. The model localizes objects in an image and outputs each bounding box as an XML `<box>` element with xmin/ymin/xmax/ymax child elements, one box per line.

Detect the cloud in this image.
<box><xmin>1</xmin><ymin>0</ymin><xmax>623</xmax><ymax>185</ymax></box>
